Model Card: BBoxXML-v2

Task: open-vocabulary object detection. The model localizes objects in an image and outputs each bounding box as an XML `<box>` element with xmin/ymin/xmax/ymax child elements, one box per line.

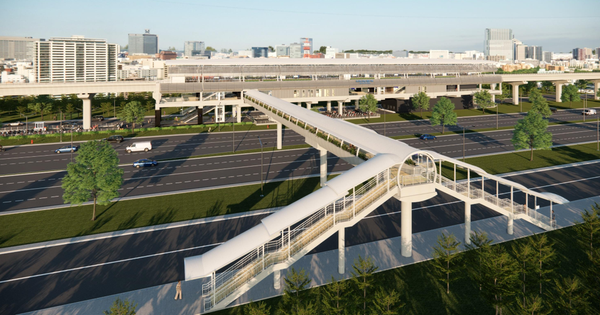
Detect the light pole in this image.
<box><xmin>232</xmin><ymin>120</ymin><xmax>235</xmax><ymax>153</ymax></box>
<box><xmin>71</xmin><ymin>124</ymin><xmax>74</xmax><ymax>163</ymax></box>
<box><xmin>113</xmin><ymin>98</ymin><xmax>116</xmax><ymax>118</ymax></box>
<box><xmin>59</xmin><ymin>110</ymin><xmax>63</xmax><ymax>142</ymax></box>
<box><xmin>597</xmin><ymin>115</ymin><xmax>599</xmax><ymax>151</ymax></box>
<box><xmin>257</xmin><ymin>136</ymin><xmax>264</xmax><ymax>197</ymax></box>
<box><xmin>383</xmin><ymin>109</ymin><xmax>386</xmax><ymax>136</ymax></box>
<box><xmin>496</xmin><ymin>103</ymin><xmax>499</xmax><ymax>129</ymax></box>
<box><xmin>463</xmin><ymin>127</ymin><xmax>465</xmax><ymax>161</ymax></box>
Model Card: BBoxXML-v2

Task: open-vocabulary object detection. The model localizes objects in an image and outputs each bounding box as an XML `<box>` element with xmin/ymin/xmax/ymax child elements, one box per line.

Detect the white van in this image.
<box><xmin>583</xmin><ymin>109</ymin><xmax>597</xmax><ymax>115</ymax></box>
<box><xmin>126</xmin><ymin>141</ymin><xmax>152</xmax><ymax>153</ymax></box>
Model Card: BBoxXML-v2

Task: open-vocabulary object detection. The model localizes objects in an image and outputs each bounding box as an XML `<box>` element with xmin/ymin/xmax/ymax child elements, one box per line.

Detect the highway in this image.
<box><xmin>1</xmin><ymin>120</ymin><xmax>599</xmax><ymax>212</ymax></box>
<box><xmin>0</xmin><ymin>162</ymin><xmax>598</xmax><ymax>314</ymax></box>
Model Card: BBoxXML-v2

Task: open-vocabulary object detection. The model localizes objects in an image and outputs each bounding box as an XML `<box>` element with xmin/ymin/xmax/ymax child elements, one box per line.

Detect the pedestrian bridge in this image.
<box><xmin>184</xmin><ymin>90</ymin><xmax>567</xmax><ymax>313</ymax></box>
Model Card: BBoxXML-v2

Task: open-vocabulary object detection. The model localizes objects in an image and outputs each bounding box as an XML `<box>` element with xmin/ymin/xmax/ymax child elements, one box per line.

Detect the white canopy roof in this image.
<box><xmin>167</xmin><ymin>58</ymin><xmax>497</xmax><ymax>67</ymax></box>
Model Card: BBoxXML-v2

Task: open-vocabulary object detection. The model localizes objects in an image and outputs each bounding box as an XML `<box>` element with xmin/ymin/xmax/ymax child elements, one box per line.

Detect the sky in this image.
<box><xmin>1</xmin><ymin>0</ymin><xmax>599</xmax><ymax>53</ymax></box>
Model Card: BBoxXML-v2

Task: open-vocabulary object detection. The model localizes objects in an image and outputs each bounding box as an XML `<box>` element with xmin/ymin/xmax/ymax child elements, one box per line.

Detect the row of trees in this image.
<box><xmin>243</xmin><ymin>204</ymin><xmax>600</xmax><ymax>315</ymax></box>
<box><xmin>0</xmin><ymin>92</ymin><xmax>155</xmax><ymax>121</ymax></box>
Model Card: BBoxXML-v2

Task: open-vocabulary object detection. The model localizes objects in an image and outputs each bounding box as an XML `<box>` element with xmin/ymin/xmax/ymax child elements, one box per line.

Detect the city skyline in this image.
<box><xmin>1</xmin><ymin>0</ymin><xmax>599</xmax><ymax>53</ymax></box>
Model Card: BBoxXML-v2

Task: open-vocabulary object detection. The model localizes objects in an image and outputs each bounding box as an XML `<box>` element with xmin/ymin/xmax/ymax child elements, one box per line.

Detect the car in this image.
<box><xmin>126</xmin><ymin>141</ymin><xmax>152</xmax><ymax>153</ymax></box>
<box><xmin>419</xmin><ymin>134</ymin><xmax>436</xmax><ymax>140</ymax></box>
<box><xmin>103</xmin><ymin>135</ymin><xmax>124</xmax><ymax>143</ymax></box>
<box><xmin>92</xmin><ymin>115</ymin><xmax>104</xmax><ymax>121</ymax></box>
<box><xmin>55</xmin><ymin>145</ymin><xmax>78</xmax><ymax>153</ymax></box>
<box><xmin>8</xmin><ymin>122</ymin><xmax>24</xmax><ymax>126</ymax></box>
<box><xmin>550</xmin><ymin>107</ymin><xmax>557</xmax><ymax>113</ymax></box>
<box><xmin>582</xmin><ymin>109</ymin><xmax>597</xmax><ymax>115</ymax></box>
<box><xmin>133</xmin><ymin>159</ymin><xmax>158</xmax><ymax>168</ymax></box>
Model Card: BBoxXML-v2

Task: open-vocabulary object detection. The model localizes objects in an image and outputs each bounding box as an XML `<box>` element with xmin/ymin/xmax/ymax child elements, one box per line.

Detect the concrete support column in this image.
<box><xmin>355</xmin><ymin>99</ymin><xmax>359</xmax><ymax>110</ymax></box>
<box><xmin>273</xmin><ymin>269</ymin><xmax>281</xmax><ymax>290</ymax></box>
<box><xmin>511</xmin><ymin>83</ymin><xmax>520</xmax><ymax>105</ymax></box>
<box><xmin>465</xmin><ymin>202</ymin><xmax>471</xmax><ymax>245</ymax></box>
<box><xmin>491</xmin><ymin>83</ymin><xmax>497</xmax><ymax>90</ymax></box>
<box><xmin>507</xmin><ymin>213</ymin><xmax>514</xmax><ymax>235</ymax></box>
<box><xmin>306</xmin><ymin>102</ymin><xmax>312</xmax><ymax>110</ymax></box>
<box><xmin>155</xmin><ymin>109</ymin><xmax>161</xmax><ymax>127</ymax></box>
<box><xmin>327</xmin><ymin>101</ymin><xmax>332</xmax><ymax>112</ymax></box>
<box><xmin>197</xmin><ymin>107</ymin><xmax>203</xmax><ymax>125</ymax></box>
<box><xmin>320</xmin><ymin>148</ymin><xmax>327</xmax><ymax>187</ymax></box>
<box><xmin>338</xmin><ymin>100</ymin><xmax>343</xmax><ymax>114</ymax></box>
<box><xmin>401</xmin><ymin>200</ymin><xmax>412</xmax><ymax>257</ymax></box>
<box><xmin>491</xmin><ymin>94</ymin><xmax>496</xmax><ymax>104</ymax></box>
<box><xmin>594</xmin><ymin>81</ymin><xmax>600</xmax><ymax>100</ymax></box>
<box><xmin>276</xmin><ymin>122</ymin><xmax>282</xmax><ymax>150</ymax></box>
<box><xmin>555</xmin><ymin>83</ymin><xmax>563</xmax><ymax>103</ymax></box>
<box><xmin>77</xmin><ymin>93</ymin><xmax>95</xmax><ymax>130</ymax></box>
<box><xmin>236</xmin><ymin>106</ymin><xmax>241</xmax><ymax>123</ymax></box>
<box><xmin>338</xmin><ymin>228</ymin><xmax>345</xmax><ymax>274</ymax></box>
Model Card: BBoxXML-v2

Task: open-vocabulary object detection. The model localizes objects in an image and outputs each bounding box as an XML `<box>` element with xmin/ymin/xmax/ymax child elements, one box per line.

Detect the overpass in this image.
<box><xmin>1</xmin><ymin>59</ymin><xmax>599</xmax><ymax>129</ymax></box>
<box><xmin>183</xmin><ymin>90</ymin><xmax>567</xmax><ymax>313</ymax></box>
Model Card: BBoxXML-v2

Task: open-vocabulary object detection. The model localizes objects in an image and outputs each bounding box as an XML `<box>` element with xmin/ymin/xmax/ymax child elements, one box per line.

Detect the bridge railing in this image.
<box><xmin>201</xmin><ymin>167</ymin><xmax>398</xmax><ymax>311</ymax></box>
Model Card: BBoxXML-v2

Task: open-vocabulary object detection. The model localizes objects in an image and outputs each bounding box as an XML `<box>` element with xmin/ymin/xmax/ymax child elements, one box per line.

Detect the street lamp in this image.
<box><xmin>71</xmin><ymin>124</ymin><xmax>74</xmax><ymax>163</ymax></box>
<box><xmin>59</xmin><ymin>110</ymin><xmax>63</xmax><ymax>142</ymax></box>
<box><xmin>232</xmin><ymin>120</ymin><xmax>235</xmax><ymax>153</ymax></box>
<box><xmin>257</xmin><ymin>136</ymin><xmax>264</xmax><ymax>197</ymax></box>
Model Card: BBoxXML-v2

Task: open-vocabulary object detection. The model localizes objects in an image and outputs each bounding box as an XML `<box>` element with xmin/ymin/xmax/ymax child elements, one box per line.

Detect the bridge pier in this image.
<box><xmin>554</xmin><ymin>81</ymin><xmax>567</xmax><ymax>103</ymax></box>
<box><xmin>77</xmin><ymin>93</ymin><xmax>95</xmax><ymax>130</ymax></box>
<box><xmin>155</xmin><ymin>109</ymin><xmax>161</xmax><ymax>127</ymax></box>
<box><xmin>327</xmin><ymin>101</ymin><xmax>331</xmax><ymax>112</ymax></box>
<box><xmin>510</xmin><ymin>83</ymin><xmax>521</xmax><ymax>106</ymax></box>
<box><xmin>401</xmin><ymin>200</ymin><xmax>412</xmax><ymax>257</ymax></box>
<box><xmin>306</xmin><ymin>102</ymin><xmax>312</xmax><ymax>110</ymax></box>
<box><xmin>355</xmin><ymin>99</ymin><xmax>359</xmax><ymax>110</ymax></box>
<box><xmin>338</xmin><ymin>100</ymin><xmax>344</xmax><ymax>115</ymax></box>
<box><xmin>464</xmin><ymin>202</ymin><xmax>471</xmax><ymax>245</ymax></box>
<box><xmin>320</xmin><ymin>148</ymin><xmax>327</xmax><ymax>187</ymax></box>
<box><xmin>273</xmin><ymin>269</ymin><xmax>281</xmax><ymax>290</ymax></box>
<box><xmin>197</xmin><ymin>107</ymin><xmax>203</xmax><ymax>125</ymax></box>
<box><xmin>236</xmin><ymin>105</ymin><xmax>241</xmax><ymax>123</ymax></box>
<box><xmin>276</xmin><ymin>122</ymin><xmax>282</xmax><ymax>149</ymax></box>
<box><xmin>338</xmin><ymin>228</ymin><xmax>345</xmax><ymax>274</ymax></box>
<box><xmin>592</xmin><ymin>80</ymin><xmax>600</xmax><ymax>100</ymax></box>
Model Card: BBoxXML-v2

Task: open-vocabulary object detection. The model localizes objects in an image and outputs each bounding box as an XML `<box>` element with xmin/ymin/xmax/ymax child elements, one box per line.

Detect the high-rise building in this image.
<box><xmin>251</xmin><ymin>47</ymin><xmax>268</xmax><ymax>58</ymax></box>
<box><xmin>34</xmin><ymin>35</ymin><xmax>118</xmax><ymax>83</ymax></box>
<box><xmin>325</xmin><ymin>46</ymin><xmax>340</xmax><ymax>59</ymax></box>
<box><xmin>128</xmin><ymin>29</ymin><xmax>158</xmax><ymax>55</ymax></box>
<box><xmin>543</xmin><ymin>51</ymin><xmax>553</xmax><ymax>62</ymax></box>
<box><xmin>524</xmin><ymin>46</ymin><xmax>542</xmax><ymax>60</ymax></box>
<box><xmin>514</xmin><ymin>44</ymin><xmax>527</xmax><ymax>61</ymax></box>
<box><xmin>276</xmin><ymin>45</ymin><xmax>290</xmax><ymax>57</ymax></box>
<box><xmin>573</xmin><ymin>47</ymin><xmax>592</xmax><ymax>60</ymax></box>
<box><xmin>290</xmin><ymin>42</ymin><xmax>302</xmax><ymax>58</ymax></box>
<box><xmin>484</xmin><ymin>28</ymin><xmax>513</xmax><ymax>60</ymax></box>
<box><xmin>532</xmin><ymin>46</ymin><xmax>543</xmax><ymax>61</ymax></box>
<box><xmin>184</xmin><ymin>41</ymin><xmax>205</xmax><ymax>57</ymax></box>
<box><xmin>300</xmin><ymin>37</ymin><xmax>313</xmax><ymax>58</ymax></box>
<box><xmin>0</xmin><ymin>36</ymin><xmax>40</xmax><ymax>60</ymax></box>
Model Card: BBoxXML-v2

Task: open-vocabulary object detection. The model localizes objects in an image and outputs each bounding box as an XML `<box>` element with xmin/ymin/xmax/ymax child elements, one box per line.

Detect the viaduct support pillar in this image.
<box><xmin>197</xmin><ymin>107</ymin><xmax>203</xmax><ymax>125</ymax></box>
<box><xmin>306</xmin><ymin>102</ymin><xmax>312</xmax><ymax>110</ymax></box>
<box><xmin>511</xmin><ymin>83</ymin><xmax>520</xmax><ymax>105</ymax></box>
<box><xmin>401</xmin><ymin>200</ymin><xmax>412</xmax><ymax>257</ymax></box>
<box><xmin>554</xmin><ymin>81</ymin><xmax>568</xmax><ymax>103</ymax></box>
<box><xmin>327</xmin><ymin>101</ymin><xmax>331</xmax><ymax>112</ymax></box>
<box><xmin>155</xmin><ymin>109</ymin><xmax>161</xmax><ymax>127</ymax></box>
<box><xmin>593</xmin><ymin>81</ymin><xmax>600</xmax><ymax>100</ymax></box>
<box><xmin>320</xmin><ymin>148</ymin><xmax>327</xmax><ymax>187</ymax></box>
<box><xmin>77</xmin><ymin>93</ymin><xmax>95</xmax><ymax>130</ymax></box>
<box><xmin>153</xmin><ymin>91</ymin><xmax>162</xmax><ymax>127</ymax></box>
<box><xmin>338</xmin><ymin>228</ymin><xmax>345</xmax><ymax>274</ymax></box>
<box><xmin>338</xmin><ymin>100</ymin><xmax>344</xmax><ymax>115</ymax></box>
<box><xmin>355</xmin><ymin>99</ymin><xmax>359</xmax><ymax>110</ymax></box>
<box><xmin>276</xmin><ymin>122</ymin><xmax>282</xmax><ymax>150</ymax></box>
<box><xmin>465</xmin><ymin>202</ymin><xmax>471</xmax><ymax>245</ymax></box>
<box><xmin>236</xmin><ymin>105</ymin><xmax>241</xmax><ymax>123</ymax></box>
<box><xmin>273</xmin><ymin>270</ymin><xmax>281</xmax><ymax>290</ymax></box>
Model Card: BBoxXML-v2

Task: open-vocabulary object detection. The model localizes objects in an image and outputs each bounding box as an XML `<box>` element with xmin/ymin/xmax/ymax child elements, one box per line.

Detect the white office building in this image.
<box><xmin>290</xmin><ymin>43</ymin><xmax>302</xmax><ymax>58</ymax></box>
<box><xmin>484</xmin><ymin>28</ymin><xmax>513</xmax><ymax>61</ymax></box>
<box><xmin>276</xmin><ymin>45</ymin><xmax>290</xmax><ymax>57</ymax></box>
<box><xmin>325</xmin><ymin>46</ymin><xmax>340</xmax><ymax>59</ymax></box>
<box><xmin>34</xmin><ymin>35</ymin><xmax>118</xmax><ymax>83</ymax></box>
<box><xmin>429</xmin><ymin>50</ymin><xmax>449</xmax><ymax>59</ymax></box>
<box><xmin>184</xmin><ymin>41</ymin><xmax>205</xmax><ymax>57</ymax></box>
<box><xmin>0</xmin><ymin>36</ymin><xmax>40</xmax><ymax>60</ymax></box>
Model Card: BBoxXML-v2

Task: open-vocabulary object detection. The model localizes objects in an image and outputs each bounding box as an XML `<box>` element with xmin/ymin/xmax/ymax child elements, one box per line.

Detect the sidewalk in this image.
<box><xmin>22</xmin><ymin>195</ymin><xmax>600</xmax><ymax>315</ymax></box>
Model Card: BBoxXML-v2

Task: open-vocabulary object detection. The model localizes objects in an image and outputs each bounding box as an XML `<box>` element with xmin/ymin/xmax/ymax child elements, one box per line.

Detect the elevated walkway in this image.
<box><xmin>184</xmin><ymin>90</ymin><xmax>567</xmax><ymax>313</ymax></box>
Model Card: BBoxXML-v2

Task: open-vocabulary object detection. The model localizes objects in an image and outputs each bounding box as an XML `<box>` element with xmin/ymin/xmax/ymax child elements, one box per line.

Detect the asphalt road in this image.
<box><xmin>0</xmin><ymin>162</ymin><xmax>598</xmax><ymax>314</ymax></box>
<box><xmin>1</xmin><ymin>107</ymin><xmax>597</xmax><ymax>176</ymax></box>
<box><xmin>1</xmin><ymin>120</ymin><xmax>599</xmax><ymax>212</ymax></box>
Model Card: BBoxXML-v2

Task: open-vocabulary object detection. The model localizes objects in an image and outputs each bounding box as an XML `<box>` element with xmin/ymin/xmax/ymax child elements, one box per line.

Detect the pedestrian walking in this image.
<box><xmin>174</xmin><ymin>281</ymin><xmax>182</xmax><ymax>300</ymax></box>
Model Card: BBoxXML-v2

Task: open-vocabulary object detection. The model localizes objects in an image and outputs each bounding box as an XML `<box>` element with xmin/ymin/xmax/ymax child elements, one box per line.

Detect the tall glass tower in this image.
<box><xmin>484</xmin><ymin>29</ymin><xmax>513</xmax><ymax>61</ymax></box>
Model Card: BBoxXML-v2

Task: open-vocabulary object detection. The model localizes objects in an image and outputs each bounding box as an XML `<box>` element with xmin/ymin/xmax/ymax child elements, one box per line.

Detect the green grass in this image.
<box><xmin>0</xmin><ymin>175</ymin><xmax>338</xmax><ymax>248</ymax></box>
<box><xmin>212</xmin><ymin>224</ymin><xmax>589</xmax><ymax>315</ymax></box>
<box><xmin>0</xmin><ymin>122</ymin><xmax>275</xmax><ymax>146</ymax></box>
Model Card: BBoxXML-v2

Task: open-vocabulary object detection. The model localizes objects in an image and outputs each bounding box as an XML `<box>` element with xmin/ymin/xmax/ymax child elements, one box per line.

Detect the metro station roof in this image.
<box><xmin>166</xmin><ymin>58</ymin><xmax>497</xmax><ymax>66</ymax></box>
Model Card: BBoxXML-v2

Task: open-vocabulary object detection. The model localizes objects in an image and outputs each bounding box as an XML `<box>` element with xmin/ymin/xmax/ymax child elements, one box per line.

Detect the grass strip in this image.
<box><xmin>1</xmin><ymin>142</ymin><xmax>600</xmax><ymax>248</ymax></box>
<box><xmin>212</xmin><ymin>224</ymin><xmax>588</xmax><ymax>315</ymax></box>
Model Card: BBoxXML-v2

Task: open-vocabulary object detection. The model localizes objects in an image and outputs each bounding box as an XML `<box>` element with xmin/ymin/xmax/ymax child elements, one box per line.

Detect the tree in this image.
<box><xmin>480</xmin><ymin>246</ymin><xmax>519</xmax><ymax>315</ymax></box>
<box><xmin>16</xmin><ymin>105</ymin><xmax>28</xmax><ymax>117</ymax></box>
<box><xmin>432</xmin><ymin>232</ymin><xmax>462</xmax><ymax>293</ymax></box>
<box><xmin>320</xmin><ymin>276</ymin><xmax>349</xmax><ymax>315</ymax></box>
<box><xmin>552</xmin><ymin>276</ymin><xmax>590</xmax><ymax>314</ymax></box>
<box><xmin>430</xmin><ymin>97</ymin><xmax>457</xmax><ymax>134</ymax></box>
<box><xmin>411</xmin><ymin>91</ymin><xmax>430</xmax><ymax>118</ymax></box>
<box><xmin>529</xmin><ymin>234</ymin><xmax>555</xmax><ymax>295</ymax></box>
<box><xmin>65</xmin><ymin>103</ymin><xmax>75</xmax><ymax>120</ymax></box>
<box><xmin>512</xmin><ymin>242</ymin><xmax>535</xmax><ymax>308</ymax></box>
<box><xmin>268</xmin><ymin>46</ymin><xmax>274</xmax><ymax>52</ymax></box>
<box><xmin>145</xmin><ymin>100</ymin><xmax>155</xmax><ymax>113</ymax></box>
<box><xmin>541</xmin><ymin>81</ymin><xmax>554</xmax><ymax>93</ymax></box>
<box><xmin>473</xmin><ymin>90</ymin><xmax>494</xmax><ymax>114</ymax></box>
<box><xmin>62</xmin><ymin>141</ymin><xmax>123</xmax><ymax>221</ymax></box>
<box><xmin>206</xmin><ymin>46</ymin><xmax>217</xmax><ymax>52</ymax></box>
<box><xmin>523</xmin><ymin>81</ymin><xmax>538</xmax><ymax>96</ymax></box>
<box><xmin>561</xmin><ymin>84</ymin><xmax>581</xmax><ymax>108</ymax></box>
<box><xmin>103</xmin><ymin>297</ymin><xmax>137</xmax><ymax>315</ymax></box>
<box><xmin>583</xmin><ymin>247</ymin><xmax>600</xmax><ymax>312</ymax></box>
<box><xmin>319</xmin><ymin>46</ymin><xmax>327</xmax><ymax>54</ymax></box>
<box><xmin>350</xmin><ymin>255</ymin><xmax>378</xmax><ymax>313</ymax></box>
<box><xmin>118</xmin><ymin>101</ymin><xmax>145</xmax><ymax>131</ymax></box>
<box><xmin>244</xmin><ymin>300</ymin><xmax>271</xmax><ymax>315</ymax></box>
<box><xmin>358</xmin><ymin>94</ymin><xmax>378</xmax><ymax>120</ymax></box>
<box><xmin>529</xmin><ymin>89</ymin><xmax>552</xmax><ymax>118</ymax></box>
<box><xmin>576</xmin><ymin>203</ymin><xmax>600</xmax><ymax>257</ymax></box>
<box><xmin>519</xmin><ymin>295</ymin><xmax>551</xmax><ymax>315</ymax></box>
<box><xmin>101</xmin><ymin>102</ymin><xmax>113</xmax><ymax>117</ymax></box>
<box><xmin>370</xmin><ymin>289</ymin><xmax>404</xmax><ymax>315</ymax></box>
<box><xmin>465</xmin><ymin>231</ymin><xmax>493</xmax><ymax>291</ymax></box>
<box><xmin>28</xmin><ymin>102</ymin><xmax>53</xmax><ymax>121</ymax></box>
<box><xmin>282</xmin><ymin>267</ymin><xmax>312</xmax><ymax>314</ymax></box>
<box><xmin>511</xmin><ymin>111</ymin><xmax>553</xmax><ymax>162</ymax></box>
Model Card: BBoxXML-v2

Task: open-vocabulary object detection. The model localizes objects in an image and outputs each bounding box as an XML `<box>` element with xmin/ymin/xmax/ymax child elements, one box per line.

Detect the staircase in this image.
<box><xmin>202</xmin><ymin>167</ymin><xmax>399</xmax><ymax>312</ymax></box>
